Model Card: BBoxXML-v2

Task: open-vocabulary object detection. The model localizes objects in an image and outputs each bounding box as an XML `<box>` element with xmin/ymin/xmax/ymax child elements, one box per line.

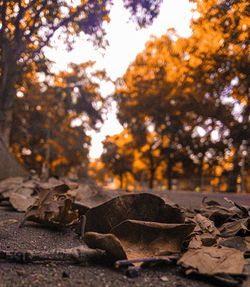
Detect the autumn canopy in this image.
<box><xmin>0</xmin><ymin>0</ymin><xmax>249</xmax><ymax>193</ymax></box>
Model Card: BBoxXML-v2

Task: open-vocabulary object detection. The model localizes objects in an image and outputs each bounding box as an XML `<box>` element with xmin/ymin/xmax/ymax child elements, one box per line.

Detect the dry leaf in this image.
<box><xmin>219</xmin><ymin>236</ymin><xmax>250</xmax><ymax>252</ymax></box>
<box><xmin>84</xmin><ymin>220</ymin><xmax>195</xmax><ymax>261</ymax></box>
<box><xmin>188</xmin><ymin>233</ymin><xmax>217</xmax><ymax>249</ymax></box>
<box><xmin>199</xmin><ymin>197</ymin><xmax>249</xmax><ymax>228</ymax></box>
<box><xmin>178</xmin><ymin>246</ymin><xmax>245</xmax><ymax>276</ymax></box>
<box><xmin>84</xmin><ymin>193</ymin><xmax>185</xmax><ymax>234</ymax></box>
<box><xmin>21</xmin><ymin>184</ymin><xmax>78</xmax><ymax>228</ymax></box>
<box><xmin>9</xmin><ymin>193</ymin><xmax>37</xmax><ymax>212</ymax></box>
<box><xmin>194</xmin><ymin>213</ymin><xmax>220</xmax><ymax>236</ymax></box>
<box><xmin>219</xmin><ymin>218</ymin><xmax>250</xmax><ymax>237</ymax></box>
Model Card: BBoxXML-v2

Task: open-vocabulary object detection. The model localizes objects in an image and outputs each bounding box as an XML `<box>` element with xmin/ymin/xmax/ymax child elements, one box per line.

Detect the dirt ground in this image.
<box><xmin>1</xmin><ymin>190</ymin><xmax>249</xmax><ymax>287</ymax></box>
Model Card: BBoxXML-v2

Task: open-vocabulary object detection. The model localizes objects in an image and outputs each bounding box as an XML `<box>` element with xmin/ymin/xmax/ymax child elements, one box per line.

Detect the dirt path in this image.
<box><xmin>1</xmin><ymin>190</ymin><xmax>249</xmax><ymax>287</ymax></box>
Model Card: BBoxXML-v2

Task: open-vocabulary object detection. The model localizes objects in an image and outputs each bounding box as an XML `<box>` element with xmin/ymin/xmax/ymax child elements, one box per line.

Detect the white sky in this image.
<box><xmin>45</xmin><ymin>0</ymin><xmax>195</xmax><ymax>159</ymax></box>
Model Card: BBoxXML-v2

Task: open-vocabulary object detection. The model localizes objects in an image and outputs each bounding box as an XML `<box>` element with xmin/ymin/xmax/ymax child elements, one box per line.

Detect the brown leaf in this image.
<box><xmin>219</xmin><ymin>236</ymin><xmax>250</xmax><ymax>253</ymax></box>
<box><xmin>199</xmin><ymin>197</ymin><xmax>248</xmax><ymax>227</ymax></box>
<box><xmin>83</xmin><ymin>232</ymin><xmax>127</xmax><ymax>260</ymax></box>
<box><xmin>178</xmin><ymin>246</ymin><xmax>245</xmax><ymax>276</ymax></box>
<box><xmin>9</xmin><ymin>193</ymin><xmax>37</xmax><ymax>212</ymax></box>
<box><xmin>21</xmin><ymin>184</ymin><xmax>78</xmax><ymax>228</ymax></box>
<box><xmin>188</xmin><ymin>233</ymin><xmax>217</xmax><ymax>249</ymax></box>
<box><xmin>84</xmin><ymin>193</ymin><xmax>185</xmax><ymax>234</ymax></box>
<box><xmin>193</xmin><ymin>213</ymin><xmax>220</xmax><ymax>236</ymax></box>
<box><xmin>219</xmin><ymin>218</ymin><xmax>250</xmax><ymax>237</ymax></box>
<box><xmin>84</xmin><ymin>220</ymin><xmax>195</xmax><ymax>261</ymax></box>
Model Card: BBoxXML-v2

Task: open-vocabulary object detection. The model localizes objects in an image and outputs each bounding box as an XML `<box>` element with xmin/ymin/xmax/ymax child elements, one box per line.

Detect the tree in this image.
<box><xmin>185</xmin><ymin>0</ymin><xmax>249</xmax><ymax>192</ymax></box>
<box><xmin>101</xmin><ymin>131</ymin><xmax>134</xmax><ymax>189</ymax></box>
<box><xmin>0</xmin><ymin>0</ymin><xmax>163</xmax><ymax>178</ymax></box>
<box><xmin>10</xmin><ymin>61</ymin><xmax>105</xmax><ymax>177</ymax></box>
<box><xmin>115</xmin><ymin>0</ymin><xmax>249</xmax><ymax>192</ymax></box>
<box><xmin>115</xmin><ymin>33</ymin><xmax>200</xmax><ymax>190</ymax></box>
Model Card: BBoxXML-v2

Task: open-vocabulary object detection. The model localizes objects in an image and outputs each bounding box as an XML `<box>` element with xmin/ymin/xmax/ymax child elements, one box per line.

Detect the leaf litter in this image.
<box><xmin>0</xmin><ymin>176</ymin><xmax>250</xmax><ymax>286</ymax></box>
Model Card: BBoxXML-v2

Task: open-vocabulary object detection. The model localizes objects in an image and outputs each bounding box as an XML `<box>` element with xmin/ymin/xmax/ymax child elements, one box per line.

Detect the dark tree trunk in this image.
<box><xmin>0</xmin><ymin>108</ymin><xmax>13</xmax><ymax>145</ymax></box>
<box><xmin>0</xmin><ymin>55</ymin><xmax>27</xmax><ymax>179</ymax></box>
<box><xmin>119</xmin><ymin>174</ymin><xmax>123</xmax><ymax>189</ymax></box>
<box><xmin>198</xmin><ymin>154</ymin><xmax>205</xmax><ymax>190</ymax></box>
<box><xmin>167</xmin><ymin>153</ymin><xmax>173</xmax><ymax>190</ymax></box>
<box><xmin>0</xmin><ymin>135</ymin><xmax>27</xmax><ymax>180</ymax></box>
<box><xmin>227</xmin><ymin>148</ymin><xmax>240</xmax><ymax>193</ymax></box>
<box><xmin>149</xmin><ymin>167</ymin><xmax>155</xmax><ymax>189</ymax></box>
<box><xmin>148</xmin><ymin>147</ymin><xmax>156</xmax><ymax>189</ymax></box>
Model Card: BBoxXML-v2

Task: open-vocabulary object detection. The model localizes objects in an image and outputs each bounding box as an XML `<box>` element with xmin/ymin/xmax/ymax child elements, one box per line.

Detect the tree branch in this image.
<box><xmin>0</xmin><ymin>245</ymin><xmax>106</xmax><ymax>264</ymax></box>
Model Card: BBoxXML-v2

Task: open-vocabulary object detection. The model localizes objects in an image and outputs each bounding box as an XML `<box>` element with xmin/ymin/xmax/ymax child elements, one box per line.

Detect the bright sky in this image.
<box><xmin>45</xmin><ymin>0</ymin><xmax>195</xmax><ymax>159</ymax></box>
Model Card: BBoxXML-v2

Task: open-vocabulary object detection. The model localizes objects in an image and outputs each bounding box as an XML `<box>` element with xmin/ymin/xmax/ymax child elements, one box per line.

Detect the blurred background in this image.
<box><xmin>0</xmin><ymin>0</ymin><xmax>249</xmax><ymax>193</ymax></box>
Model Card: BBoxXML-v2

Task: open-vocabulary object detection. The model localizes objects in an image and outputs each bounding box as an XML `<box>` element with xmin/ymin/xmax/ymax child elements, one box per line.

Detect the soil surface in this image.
<box><xmin>1</xmin><ymin>190</ymin><xmax>250</xmax><ymax>287</ymax></box>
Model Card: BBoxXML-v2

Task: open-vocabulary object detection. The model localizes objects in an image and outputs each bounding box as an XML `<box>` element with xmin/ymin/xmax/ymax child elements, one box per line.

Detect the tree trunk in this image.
<box><xmin>149</xmin><ymin>168</ymin><xmax>155</xmax><ymax>189</ymax></box>
<box><xmin>119</xmin><ymin>174</ymin><xmax>123</xmax><ymax>189</ymax></box>
<box><xmin>227</xmin><ymin>148</ymin><xmax>240</xmax><ymax>193</ymax></box>
<box><xmin>0</xmin><ymin>108</ymin><xmax>13</xmax><ymax>145</ymax></box>
<box><xmin>0</xmin><ymin>134</ymin><xmax>28</xmax><ymax>180</ymax></box>
<box><xmin>198</xmin><ymin>154</ymin><xmax>205</xmax><ymax>190</ymax></box>
<box><xmin>167</xmin><ymin>158</ymin><xmax>173</xmax><ymax>190</ymax></box>
<box><xmin>0</xmin><ymin>59</ymin><xmax>27</xmax><ymax>179</ymax></box>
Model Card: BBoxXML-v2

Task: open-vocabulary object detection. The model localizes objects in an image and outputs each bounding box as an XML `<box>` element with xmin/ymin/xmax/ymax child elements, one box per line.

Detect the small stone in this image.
<box><xmin>160</xmin><ymin>276</ymin><xmax>169</xmax><ymax>282</ymax></box>
<box><xmin>126</xmin><ymin>266</ymin><xmax>141</xmax><ymax>278</ymax></box>
<box><xmin>62</xmin><ymin>270</ymin><xmax>70</xmax><ymax>278</ymax></box>
<box><xmin>16</xmin><ymin>269</ymin><xmax>25</xmax><ymax>276</ymax></box>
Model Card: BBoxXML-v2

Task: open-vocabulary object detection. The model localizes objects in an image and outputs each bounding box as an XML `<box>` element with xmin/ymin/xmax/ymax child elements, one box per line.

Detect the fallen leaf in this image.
<box><xmin>21</xmin><ymin>184</ymin><xmax>78</xmax><ymax>228</ymax></box>
<box><xmin>219</xmin><ymin>236</ymin><xmax>250</xmax><ymax>252</ymax></box>
<box><xmin>83</xmin><ymin>232</ymin><xmax>127</xmax><ymax>260</ymax></box>
<box><xmin>194</xmin><ymin>213</ymin><xmax>220</xmax><ymax>236</ymax></box>
<box><xmin>84</xmin><ymin>193</ymin><xmax>185</xmax><ymax>234</ymax></box>
<box><xmin>178</xmin><ymin>246</ymin><xmax>245</xmax><ymax>276</ymax></box>
<box><xmin>199</xmin><ymin>196</ymin><xmax>250</xmax><ymax>228</ymax></box>
<box><xmin>84</xmin><ymin>220</ymin><xmax>195</xmax><ymax>261</ymax></box>
<box><xmin>9</xmin><ymin>193</ymin><xmax>37</xmax><ymax>212</ymax></box>
<box><xmin>219</xmin><ymin>218</ymin><xmax>250</xmax><ymax>237</ymax></box>
<box><xmin>188</xmin><ymin>233</ymin><xmax>217</xmax><ymax>249</ymax></box>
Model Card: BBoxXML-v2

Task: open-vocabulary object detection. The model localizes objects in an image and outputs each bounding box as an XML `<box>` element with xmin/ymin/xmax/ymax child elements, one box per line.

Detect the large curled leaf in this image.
<box><xmin>21</xmin><ymin>184</ymin><xmax>78</xmax><ymax>228</ymax></box>
<box><xmin>84</xmin><ymin>220</ymin><xmax>195</xmax><ymax>261</ymax></box>
<box><xmin>84</xmin><ymin>193</ymin><xmax>185</xmax><ymax>234</ymax></box>
<box><xmin>82</xmin><ymin>193</ymin><xmax>192</xmax><ymax>262</ymax></box>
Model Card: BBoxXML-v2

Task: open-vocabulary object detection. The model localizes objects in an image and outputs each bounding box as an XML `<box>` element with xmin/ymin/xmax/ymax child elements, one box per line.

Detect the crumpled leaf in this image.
<box><xmin>188</xmin><ymin>233</ymin><xmax>217</xmax><ymax>249</ymax></box>
<box><xmin>193</xmin><ymin>213</ymin><xmax>220</xmax><ymax>236</ymax></box>
<box><xmin>187</xmin><ymin>212</ymin><xmax>219</xmax><ymax>249</ymax></box>
<box><xmin>84</xmin><ymin>193</ymin><xmax>185</xmax><ymax>234</ymax></box>
<box><xmin>224</xmin><ymin>197</ymin><xmax>249</xmax><ymax>217</ymax></box>
<box><xmin>199</xmin><ymin>197</ymin><xmax>248</xmax><ymax>227</ymax></box>
<box><xmin>219</xmin><ymin>218</ymin><xmax>250</xmax><ymax>237</ymax></box>
<box><xmin>219</xmin><ymin>236</ymin><xmax>250</xmax><ymax>253</ymax></box>
<box><xmin>0</xmin><ymin>177</ymin><xmax>38</xmax><ymax>201</ymax></box>
<box><xmin>21</xmin><ymin>184</ymin><xmax>78</xmax><ymax>228</ymax></box>
<box><xmin>178</xmin><ymin>246</ymin><xmax>246</xmax><ymax>276</ymax></box>
<box><xmin>84</xmin><ymin>220</ymin><xmax>195</xmax><ymax>261</ymax></box>
<box><xmin>9</xmin><ymin>192</ymin><xmax>37</xmax><ymax>212</ymax></box>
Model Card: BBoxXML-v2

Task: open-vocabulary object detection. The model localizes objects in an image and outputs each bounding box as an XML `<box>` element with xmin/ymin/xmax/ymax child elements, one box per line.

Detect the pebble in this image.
<box><xmin>16</xmin><ymin>269</ymin><xmax>25</xmax><ymax>276</ymax></box>
<box><xmin>62</xmin><ymin>270</ymin><xmax>70</xmax><ymax>278</ymax></box>
<box><xmin>160</xmin><ymin>276</ymin><xmax>169</xmax><ymax>282</ymax></box>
